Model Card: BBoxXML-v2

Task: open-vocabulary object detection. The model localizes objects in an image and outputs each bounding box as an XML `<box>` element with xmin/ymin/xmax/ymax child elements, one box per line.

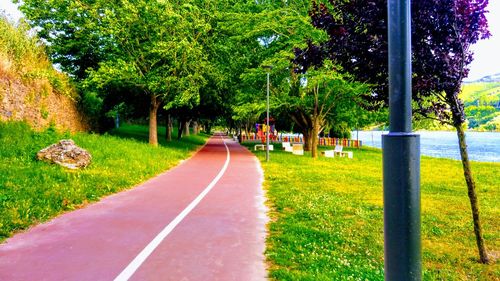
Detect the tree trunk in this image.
<box><xmin>302</xmin><ymin>128</ymin><xmax>313</xmax><ymax>151</ymax></box>
<box><xmin>165</xmin><ymin>113</ymin><xmax>172</xmax><ymax>141</ymax></box>
<box><xmin>244</xmin><ymin>121</ymin><xmax>250</xmax><ymax>139</ymax></box>
<box><xmin>206</xmin><ymin>122</ymin><xmax>212</xmax><ymax>135</ymax></box>
<box><xmin>193</xmin><ymin>121</ymin><xmax>199</xmax><ymax>135</ymax></box>
<box><xmin>311</xmin><ymin>131</ymin><xmax>318</xmax><ymax>158</ymax></box>
<box><xmin>183</xmin><ymin>120</ymin><xmax>190</xmax><ymax>136</ymax></box>
<box><xmin>290</xmin><ymin>111</ymin><xmax>313</xmax><ymax>151</ymax></box>
<box><xmin>311</xmin><ymin>119</ymin><xmax>321</xmax><ymax>158</ymax></box>
<box><xmin>455</xmin><ymin>123</ymin><xmax>490</xmax><ymax>264</ymax></box>
<box><xmin>148</xmin><ymin>95</ymin><xmax>160</xmax><ymax>146</ymax></box>
<box><xmin>178</xmin><ymin>119</ymin><xmax>184</xmax><ymax>140</ymax></box>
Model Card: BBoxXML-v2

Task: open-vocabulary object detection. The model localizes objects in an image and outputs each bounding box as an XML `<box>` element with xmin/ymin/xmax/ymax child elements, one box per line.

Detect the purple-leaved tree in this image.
<box><xmin>294</xmin><ymin>0</ymin><xmax>491</xmax><ymax>263</ymax></box>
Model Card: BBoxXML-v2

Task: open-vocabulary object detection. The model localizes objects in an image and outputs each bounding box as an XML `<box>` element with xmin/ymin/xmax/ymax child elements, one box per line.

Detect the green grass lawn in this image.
<box><xmin>0</xmin><ymin>122</ymin><xmax>208</xmax><ymax>242</ymax></box>
<box><xmin>245</xmin><ymin>143</ymin><xmax>499</xmax><ymax>280</ymax></box>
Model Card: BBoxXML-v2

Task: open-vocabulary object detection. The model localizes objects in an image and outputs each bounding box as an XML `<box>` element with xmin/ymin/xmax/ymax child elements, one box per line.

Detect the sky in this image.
<box><xmin>467</xmin><ymin>0</ymin><xmax>500</xmax><ymax>80</ymax></box>
<box><xmin>0</xmin><ymin>1</ymin><xmax>22</xmax><ymax>22</ymax></box>
<box><xmin>1</xmin><ymin>1</ymin><xmax>499</xmax><ymax>81</ymax></box>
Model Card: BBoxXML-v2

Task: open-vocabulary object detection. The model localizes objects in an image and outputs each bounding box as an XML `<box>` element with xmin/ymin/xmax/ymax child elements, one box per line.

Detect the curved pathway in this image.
<box><xmin>0</xmin><ymin>135</ymin><xmax>267</xmax><ymax>281</ymax></box>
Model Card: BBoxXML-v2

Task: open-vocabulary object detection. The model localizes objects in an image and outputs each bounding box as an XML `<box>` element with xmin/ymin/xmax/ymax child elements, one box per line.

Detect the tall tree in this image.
<box><xmin>16</xmin><ymin>0</ymin><xmax>110</xmax><ymax>79</ymax></box>
<box><xmin>222</xmin><ymin>0</ymin><xmax>327</xmax><ymax>138</ymax></box>
<box><xmin>412</xmin><ymin>0</ymin><xmax>491</xmax><ymax>264</ymax></box>
<box><xmin>84</xmin><ymin>0</ymin><xmax>208</xmax><ymax>145</ymax></box>
<box><xmin>286</xmin><ymin>61</ymin><xmax>366</xmax><ymax>157</ymax></box>
<box><xmin>295</xmin><ymin>0</ymin><xmax>491</xmax><ymax>263</ymax></box>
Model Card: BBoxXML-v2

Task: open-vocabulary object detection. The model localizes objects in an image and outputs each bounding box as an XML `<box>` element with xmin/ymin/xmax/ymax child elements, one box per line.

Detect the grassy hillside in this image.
<box><xmin>0</xmin><ymin>16</ymin><xmax>87</xmax><ymax>131</ymax></box>
<box><xmin>461</xmin><ymin>82</ymin><xmax>500</xmax><ymax>131</ymax></box>
<box><xmin>461</xmin><ymin>82</ymin><xmax>500</xmax><ymax>105</ymax></box>
<box><xmin>248</xmin><ymin>144</ymin><xmax>499</xmax><ymax>280</ymax></box>
<box><xmin>0</xmin><ymin>16</ymin><xmax>74</xmax><ymax>98</ymax></box>
<box><xmin>0</xmin><ymin>122</ymin><xmax>208</xmax><ymax>241</ymax></box>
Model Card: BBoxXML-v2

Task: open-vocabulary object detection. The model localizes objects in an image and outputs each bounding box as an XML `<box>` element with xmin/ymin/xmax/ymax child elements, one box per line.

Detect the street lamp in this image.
<box><xmin>384</xmin><ymin>0</ymin><xmax>421</xmax><ymax>280</ymax></box>
<box><xmin>263</xmin><ymin>65</ymin><xmax>273</xmax><ymax>162</ymax></box>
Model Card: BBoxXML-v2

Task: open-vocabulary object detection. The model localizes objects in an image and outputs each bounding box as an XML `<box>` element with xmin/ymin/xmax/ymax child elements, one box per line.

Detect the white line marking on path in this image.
<box><xmin>114</xmin><ymin>136</ymin><xmax>231</xmax><ymax>281</ymax></box>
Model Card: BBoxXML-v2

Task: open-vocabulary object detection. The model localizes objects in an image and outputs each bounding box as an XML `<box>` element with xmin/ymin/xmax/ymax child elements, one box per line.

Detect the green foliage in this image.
<box><xmin>245</xmin><ymin>144</ymin><xmax>499</xmax><ymax>280</ymax></box>
<box><xmin>232</xmin><ymin>101</ymin><xmax>266</xmax><ymax>133</ymax></box>
<box><xmin>413</xmin><ymin>117</ymin><xmax>454</xmax><ymax>131</ymax></box>
<box><xmin>461</xmin><ymin>82</ymin><xmax>500</xmax><ymax>130</ymax></box>
<box><xmin>479</xmin><ymin>115</ymin><xmax>500</xmax><ymax>131</ymax></box>
<box><xmin>15</xmin><ymin>0</ymin><xmax>110</xmax><ymax>79</ymax></box>
<box><xmin>18</xmin><ymin>0</ymin><xmax>213</xmax><ymax>140</ymax></box>
<box><xmin>411</xmin><ymin>82</ymin><xmax>500</xmax><ymax>131</ymax></box>
<box><xmin>299</xmin><ymin>62</ymin><xmax>367</xmax><ymax>128</ymax></box>
<box><xmin>328</xmin><ymin>122</ymin><xmax>351</xmax><ymax>138</ymax></box>
<box><xmin>40</xmin><ymin>106</ymin><xmax>49</xmax><ymax>119</ymax></box>
<box><xmin>277</xmin><ymin>61</ymin><xmax>368</xmax><ymax>155</ymax></box>
<box><xmin>0</xmin><ymin>17</ymin><xmax>38</xmax><ymax>65</ymax></box>
<box><xmin>214</xmin><ymin>1</ymin><xmax>324</xmax><ymax>128</ymax></box>
<box><xmin>79</xmin><ymin>91</ymin><xmax>103</xmax><ymax>120</ymax></box>
<box><xmin>0</xmin><ymin>16</ymin><xmax>75</xmax><ymax>98</ymax></box>
<box><xmin>0</xmin><ymin>122</ymin><xmax>207</xmax><ymax>241</ymax></box>
<box><xmin>83</xmin><ymin>0</ymin><xmax>209</xmax><ymax>106</ymax></box>
<box><xmin>465</xmin><ymin>105</ymin><xmax>498</xmax><ymax>128</ymax></box>
<box><xmin>461</xmin><ymin>82</ymin><xmax>500</xmax><ymax>106</ymax></box>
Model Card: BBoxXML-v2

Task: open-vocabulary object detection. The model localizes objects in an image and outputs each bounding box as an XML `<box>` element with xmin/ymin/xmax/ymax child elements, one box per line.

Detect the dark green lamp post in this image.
<box><xmin>383</xmin><ymin>0</ymin><xmax>421</xmax><ymax>280</ymax></box>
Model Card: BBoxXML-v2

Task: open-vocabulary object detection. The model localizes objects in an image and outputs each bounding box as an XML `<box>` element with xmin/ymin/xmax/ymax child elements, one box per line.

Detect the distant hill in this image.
<box><xmin>461</xmin><ymin>82</ymin><xmax>500</xmax><ymax>107</ymax></box>
<box><xmin>464</xmin><ymin>73</ymin><xmax>500</xmax><ymax>83</ymax></box>
<box><xmin>477</xmin><ymin>73</ymin><xmax>500</xmax><ymax>83</ymax></box>
<box><xmin>461</xmin><ymin>81</ymin><xmax>500</xmax><ymax>131</ymax></box>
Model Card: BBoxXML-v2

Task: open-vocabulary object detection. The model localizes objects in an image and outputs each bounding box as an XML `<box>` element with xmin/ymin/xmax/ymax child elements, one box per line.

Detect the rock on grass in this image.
<box><xmin>36</xmin><ymin>139</ymin><xmax>91</xmax><ymax>169</ymax></box>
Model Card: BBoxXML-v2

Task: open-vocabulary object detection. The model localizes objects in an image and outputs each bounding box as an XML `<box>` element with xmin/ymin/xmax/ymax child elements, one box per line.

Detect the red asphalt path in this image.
<box><xmin>0</xmin><ymin>135</ymin><xmax>267</xmax><ymax>281</ymax></box>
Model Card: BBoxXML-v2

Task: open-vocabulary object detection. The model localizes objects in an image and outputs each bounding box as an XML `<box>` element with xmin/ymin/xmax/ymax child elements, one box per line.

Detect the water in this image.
<box><xmin>354</xmin><ymin>131</ymin><xmax>500</xmax><ymax>162</ymax></box>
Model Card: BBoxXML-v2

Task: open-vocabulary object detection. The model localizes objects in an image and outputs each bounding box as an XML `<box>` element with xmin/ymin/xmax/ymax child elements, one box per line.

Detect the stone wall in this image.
<box><xmin>0</xmin><ymin>77</ymin><xmax>88</xmax><ymax>132</ymax></box>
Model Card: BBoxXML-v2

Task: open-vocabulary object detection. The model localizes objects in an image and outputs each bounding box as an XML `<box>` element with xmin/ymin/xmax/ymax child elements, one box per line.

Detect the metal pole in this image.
<box><xmin>266</xmin><ymin>71</ymin><xmax>270</xmax><ymax>162</ymax></box>
<box><xmin>383</xmin><ymin>0</ymin><xmax>421</xmax><ymax>280</ymax></box>
<box><xmin>115</xmin><ymin>113</ymin><xmax>120</xmax><ymax>129</ymax></box>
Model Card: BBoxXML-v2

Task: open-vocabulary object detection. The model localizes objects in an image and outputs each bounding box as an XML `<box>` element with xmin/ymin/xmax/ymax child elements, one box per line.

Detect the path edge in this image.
<box><xmin>0</xmin><ymin>134</ymin><xmax>213</xmax><ymax>245</ymax></box>
<box><xmin>237</xmin><ymin>140</ymin><xmax>270</xmax><ymax>279</ymax></box>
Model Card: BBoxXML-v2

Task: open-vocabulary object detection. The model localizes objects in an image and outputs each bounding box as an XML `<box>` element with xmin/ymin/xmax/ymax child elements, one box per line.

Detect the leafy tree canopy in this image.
<box><xmin>294</xmin><ymin>0</ymin><xmax>492</xmax><ymax>263</ymax></box>
<box><xmin>294</xmin><ymin>0</ymin><xmax>490</xmax><ymax>124</ymax></box>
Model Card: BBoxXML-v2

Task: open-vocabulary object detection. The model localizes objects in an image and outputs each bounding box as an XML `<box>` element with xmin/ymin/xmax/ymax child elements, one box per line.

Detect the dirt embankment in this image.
<box><xmin>0</xmin><ymin>77</ymin><xmax>88</xmax><ymax>133</ymax></box>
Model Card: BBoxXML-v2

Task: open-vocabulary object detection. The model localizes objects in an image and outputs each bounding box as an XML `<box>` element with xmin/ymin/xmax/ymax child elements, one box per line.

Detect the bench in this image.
<box><xmin>322</xmin><ymin>145</ymin><xmax>353</xmax><ymax>158</ymax></box>
<box><xmin>292</xmin><ymin>144</ymin><xmax>304</xmax><ymax>155</ymax></box>
<box><xmin>282</xmin><ymin>142</ymin><xmax>293</xmax><ymax>152</ymax></box>
<box><xmin>254</xmin><ymin>144</ymin><xmax>274</xmax><ymax>151</ymax></box>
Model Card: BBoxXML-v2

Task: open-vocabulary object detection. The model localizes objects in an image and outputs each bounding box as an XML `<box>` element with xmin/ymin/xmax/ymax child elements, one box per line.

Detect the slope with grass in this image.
<box><xmin>0</xmin><ymin>17</ymin><xmax>87</xmax><ymax>132</ymax></box>
<box><xmin>461</xmin><ymin>82</ymin><xmax>500</xmax><ymax>131</ymax></box>
<box><xmin>462</xmin><ymin>82</ymin><xmax>500</xmax><ymax>105</ymax></box>
<box><xmin>247</xmin><ymin>144</ymin><xmax>499</xmax><ymax>280</ymax></box>
<box><xmin>0</xmin><ymin>122</ymin><xmax>208</xmax><ymax>242</ymax></box>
